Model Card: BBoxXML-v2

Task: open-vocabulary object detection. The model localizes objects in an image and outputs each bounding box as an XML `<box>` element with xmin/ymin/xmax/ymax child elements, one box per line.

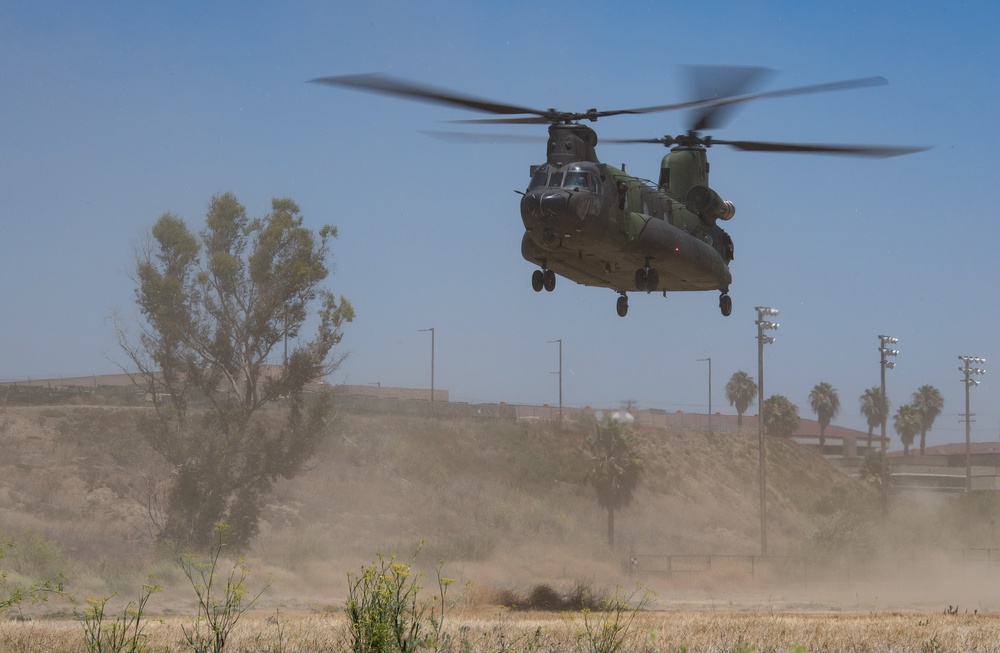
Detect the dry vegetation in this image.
<box><xmin>2</xmin><ymin>404</ymin><xmax>1000</xmax><ymax>651</ymax></box>
<box><xmin>3</xmin><ymin>608</ymin><xmax>1000</xmax><ymax>652</ymax></box>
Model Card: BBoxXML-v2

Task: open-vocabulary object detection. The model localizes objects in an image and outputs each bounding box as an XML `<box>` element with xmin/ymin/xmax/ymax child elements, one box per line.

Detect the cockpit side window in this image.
<box><xmin>527</xmin><ymin>165</ymin><xmax>548</xmax><ymax>190</ymax></box>
<box><xmin>564</xmin><ymin>171</ymin><xmax>589</xmax><ymax>189</ymax></box>
<box><xmin>565</xmin><ymin>164</ymin><xmax>602</xmax><ymax>193</ymax></box>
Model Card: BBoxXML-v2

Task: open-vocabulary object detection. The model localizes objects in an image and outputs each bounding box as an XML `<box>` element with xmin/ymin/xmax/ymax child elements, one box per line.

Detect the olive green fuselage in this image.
<box><xmin>520</xmin><ymin>124</ymin><xmax>733</xmax><ymax>296</ymax></box>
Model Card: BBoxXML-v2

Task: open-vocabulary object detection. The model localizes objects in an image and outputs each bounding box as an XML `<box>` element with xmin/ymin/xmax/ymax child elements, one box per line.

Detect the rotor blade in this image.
<box><xmin>691</xmin><ymin>76</ymin><xmax>890</xmax><ymax>131</ymax></box>
<box><xmin>422</xmin><ymin>130</ymin><xmax>545</xmax><ymax>144</ymax></box>
<box><xmin>602</xmin><ymin>137</ymin><xmax>676</xmax><ymax>146</ymax></box>
<box><xmin>711</xmin><ymin>138</ymin><xmax>930</xmax><ymax>158</ymax></box>
<box><xmin>629</xmin><ymin>75</ymin><xmax>891</xmax><ymax>132</ymax></box>
<box><xmin>310</xmin><ymin>73</ymin><xmax>548</xmax><ymax>117</ymax></box>
<box><xmin>449</xmin><ymin>116</ymin><xmax>554</xmax><ymax>125</ymax></box>
<box><xmin>627</xmin><ymin>77</ymin><xmax>889</xmax><ymax>131</ymax></box>
<box><xmin>685</xmin><ymin>65</ymin><xmax>773</xmax><ymax>131</ymax></box>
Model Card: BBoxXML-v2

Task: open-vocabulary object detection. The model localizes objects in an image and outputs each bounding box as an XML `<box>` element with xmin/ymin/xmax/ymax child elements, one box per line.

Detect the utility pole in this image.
<box><xmin>878</xmin><ymin>335</ymin><xmax>898</xmax><ymax>517</ymax></box>
<box><xmin>548</xmin><ymin>339</ymin><xmax>563</xmax><ymax>420</ymax></box>
<box><xmin>959</xmin><ymin>355</ymin><xmax>986</xmax><ymax>499</ymax></box>
<box><xmin>698</xmin><ymin>357</ymin><xmax>712</xmax><ymax>430</ymax></box>
<box><xmin>419</xmin><ymin>328</ymin><xmax>435</xmax><ymax>402</ymax></box>
<box><xmin>755</xmin><ymin>306</ymin><xmax>779</xmax><ymax>557</ymax></box>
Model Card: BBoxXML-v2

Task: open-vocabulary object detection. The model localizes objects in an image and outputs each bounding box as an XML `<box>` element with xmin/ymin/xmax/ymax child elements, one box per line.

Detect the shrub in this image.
<box><xmin>345</xmin><ymin>544</ymin><xmax>462</xmax><ymax>653</ymax></box>
<box><xmin>79</xmin><ymin>583</ymin><xmax>160</xmax><ymax>653</ymax></box>
<box><xmin>179</xmin><ymin>524</ymin><xmax>269</xmax><ymax>653</ymax></box>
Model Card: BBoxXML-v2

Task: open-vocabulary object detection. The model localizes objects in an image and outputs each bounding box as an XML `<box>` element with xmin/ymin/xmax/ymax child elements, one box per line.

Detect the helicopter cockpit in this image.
<box><xmin>527</xmin><ymin>162</ymin><xmax>602</xmax><ymax>195</ymax></box>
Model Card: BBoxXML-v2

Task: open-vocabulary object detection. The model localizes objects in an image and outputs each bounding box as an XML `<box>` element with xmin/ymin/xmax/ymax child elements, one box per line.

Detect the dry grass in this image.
<box><xmin>1</xmin><ymin>608</ymin><xmax>998</xmax><ymax>652</ymax></box>
<box><xmin>4</xmin><ymin>405</ymin><xmax>1000</xmax><ymax>652</ymax></box>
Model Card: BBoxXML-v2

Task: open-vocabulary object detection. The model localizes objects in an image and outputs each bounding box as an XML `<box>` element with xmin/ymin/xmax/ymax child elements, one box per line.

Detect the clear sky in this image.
<box><xmin>2</xmin><ymin>1</ymin><xmax>998</xmax><ymax>448</ymax></box>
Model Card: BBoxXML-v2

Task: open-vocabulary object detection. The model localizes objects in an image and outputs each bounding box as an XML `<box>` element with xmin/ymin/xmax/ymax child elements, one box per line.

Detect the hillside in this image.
<box><xmin>0</xmin><ymin>404</ymin><xmax>868</xmax><ymax>607</ymax></box>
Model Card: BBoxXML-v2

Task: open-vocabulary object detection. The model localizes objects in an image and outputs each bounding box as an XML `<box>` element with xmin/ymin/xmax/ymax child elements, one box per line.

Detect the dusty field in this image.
<box><xmin>1</xmin><ymin>607</ymin><xmax>998</xmax><ymax>652</ymax></box>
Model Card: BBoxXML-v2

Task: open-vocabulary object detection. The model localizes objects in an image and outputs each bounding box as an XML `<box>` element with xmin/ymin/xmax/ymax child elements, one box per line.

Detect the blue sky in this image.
<box><xmin>2</xmin><ymin>1</ymin><xmax>997</xmax><ymax>448</ymax></box>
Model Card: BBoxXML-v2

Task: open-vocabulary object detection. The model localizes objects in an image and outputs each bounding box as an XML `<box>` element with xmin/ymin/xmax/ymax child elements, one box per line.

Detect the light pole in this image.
<box><xmin>698</xmin><ymin>357</ymin><xmax>712</xmax><ymax>430</ymax></box>
<box><xmin>755</xmin><ymin>306</ymin><xmax>779</xmax><ymax>557</ymax></box>
<box><xmin>878</xmin><ymin>335</ymin><xmax>898</xmax><ymax>516</ymax></box>
<box><xmin>548</xmin><ymin>339</ymin><xmax>563</xmax><ymax>420</ymax></box>
<box><xmin>959</xmin><ymin>355</ymin><xmax>986</xmax><ymax>497</ymax></box>
<box><xmin>418</xmin><ymin>328</ymin><xmax>435</xmax><ymax>402</ymax></box>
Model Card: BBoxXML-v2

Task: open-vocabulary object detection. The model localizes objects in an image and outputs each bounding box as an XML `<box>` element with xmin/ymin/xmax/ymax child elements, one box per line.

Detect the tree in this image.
<box><xmin>725</xmin><ymin>371</ymin><xmax>758</xmax><ymax>427</ymax></box>
<box><xmin>585</xmin><ymin>418</ymin><xmax>643</xmax><ymax>548</ymax></box>
<box><xmin>911</xmin><ymin>385</ymin><xmax>944</xmax><ymax>455</ymax></box>
<box><xmin>859</xmin><ymin>449</ymin><xmax>889</xmax><ymax>490</ymax></box>
<box><xmin>117</xmin><ymin>193</ymin><xmax>354</xmax><ymax>550</ymax></box>
<box><xmin>808</xmin><ymin>381</ymin><xmax>840</xmax><ymax>449</ymax></box>
<box><xmin>762</xmin><ymin>394</ymin><xmax>800</xmax><ymax>438</ymax></box>
<box><xmin>893</xmin><ymin>403</ymin><xmax>922</xmax><ymax>456</ymax></box>
<box><xmin>859</xmin><ymin>386</ymin><xmax>889</xmax><ymax>452</ymax></box>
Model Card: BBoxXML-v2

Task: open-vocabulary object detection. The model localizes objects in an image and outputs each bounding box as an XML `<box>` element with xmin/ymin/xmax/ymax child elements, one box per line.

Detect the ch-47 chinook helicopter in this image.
<box><xmin>312</xmin><ymin>67</ymin><xmax>924</xmax><ymax>317</ymax></box>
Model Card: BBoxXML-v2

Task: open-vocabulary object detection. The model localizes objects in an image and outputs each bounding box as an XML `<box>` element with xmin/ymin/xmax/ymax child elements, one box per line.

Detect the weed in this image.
<box><xmin>577</xmin><ymin>584</ymin><xmax>654</xmax><ymax>653</ymax></box>
<box><xmin>921</xmin><ymin>635</ymin><xmax>945</xmax><ymax>653</ymax></box>
<box><xmin>79</xmin><ymin>583</ymin><xmax>160</xmax><ymax>653</ymax></box>
<box><xmin>0</xmin><ymin>534</ymin><xmax>64</xmax><ymax>614</ymax></box>
<box><xmin>345</xmin><ymin>543</ymin><xmax>464</xmax><ymax>653</ymax></box>
<box><xmin>178</xmin><ymin>524</ymin><xmax>270</xmax><ymax>653</ymax></box>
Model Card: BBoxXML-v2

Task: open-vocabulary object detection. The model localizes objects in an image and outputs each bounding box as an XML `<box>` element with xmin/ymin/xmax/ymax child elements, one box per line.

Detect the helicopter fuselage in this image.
<box><xmin>520</xmin><ymin>161</ymin><xmax>733</xmax><ymax>294</ymax></box>
<box><xmin>519</xmin><ymin>125</ymin><xmax>734</xmax><ymax>316</ymax></box>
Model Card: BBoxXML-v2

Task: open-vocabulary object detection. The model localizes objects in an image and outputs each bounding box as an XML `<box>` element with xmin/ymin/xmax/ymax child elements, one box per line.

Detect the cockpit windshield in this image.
<box><xmin>527</xmin><ymin>163</ymin><xmax>602</xmax><ymax>194</ymax></box>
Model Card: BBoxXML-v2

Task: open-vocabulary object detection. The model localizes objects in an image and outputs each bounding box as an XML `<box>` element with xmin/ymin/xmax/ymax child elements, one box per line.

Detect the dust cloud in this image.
<box><xmin>1</xmin><ymin>405</ymin><xmax>998</xmax><ymax>615</ymax></box>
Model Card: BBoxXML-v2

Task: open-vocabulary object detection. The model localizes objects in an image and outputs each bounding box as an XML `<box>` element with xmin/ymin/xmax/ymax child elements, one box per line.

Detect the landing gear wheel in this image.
<box><xmin>646</xmin><ymin>268</ymin><xmax>660</xmax><ymax>292</ymax></box>
<box><xmin>531</xmin><ymin>269</ymin><xmax>544</xmax><ymax>292</ymax></box>
<box><xmin>634</xmin><ymin>268</ymin><xmax>647</xmax><ymax>291</ymax></box>
<box><xmin>543</xmin><ymin>269</ymin><xmax>556</xmax><ymax>292</ymax></box>
<box><xmin>616</xmin><ymin>294</ymin><xmax>629</xmax><ymax>317</ymax></box>
<box><xmin>720</xmin><ymin>293</ymin><xmax>733</xmax><ymax>317</ymax></box>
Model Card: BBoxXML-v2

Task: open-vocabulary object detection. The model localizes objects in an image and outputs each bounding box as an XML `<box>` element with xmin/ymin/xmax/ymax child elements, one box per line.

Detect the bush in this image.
<box><xmin>345</xmin><ymin>544</ymin><xmax>462</xmax><ymax>653</ymax></box>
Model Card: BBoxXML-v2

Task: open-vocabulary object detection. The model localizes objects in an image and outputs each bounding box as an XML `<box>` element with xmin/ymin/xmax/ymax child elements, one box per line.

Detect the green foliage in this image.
<box><xmin>0</xmin><ymin>532</ymin><xmax>66</xmax><ymax>613</ymax></box>
<box><xmin>179</xmin><ymin>524</ymin><xmax>269</xmax><ymax>653</ymax></box>
<box><xmin>577</xmin><ymin>584</ymin><xmax>654</xmax><ymax>653</ymax></box>
<box><xmin>893</xmin><ymin>403</ymin><xmax>922</xmax><ymax>455</ymax></box>
<box><xmin>808</xmin><ymin>381</ymin><xmax>840</xmax><ymax>444</ymax></box>
<box><xmin>762</xmin><ymin>394</ymin><xmax>800</xmax><ymax>438</ymax></box>
<box><xmin>55</xmin><ymin>408</ymin><xmax>147</xmax><ymax>465</ymax></box>
<box><xmin>725</xmin><ymin>371</ymin><xmax>757</xmax><ymax>427</ymax></box>
<box><xmin>79</xmin><ymin>583</ymin><xmax>160</xmax><ymax>653</ymax></box>
<box><xmin>859</xmin><ymin>450</ymin><xmax>890</xmax><ymax>489</ymax></box>
<box><xmin>120</xmin><ymin>193</ymin><xmax>354</xmax><ymax>550</ymax></box>
<box><xmin>1</xmin><ymin>529</ymin><xmax>68</xmax><ymax>580</ymax></box>
<box><xmin>859</xmin><ymin>386</ymin><xmax>889</xmax><ymax>444</ymax></box>
<box><xmin>809</xmin><ymin>484</ymin><xmax>878</xmax><ymax>553</ymax></box>
<box><xmin>585</xmin><ymin>419</ymin><xmax>643</xmax><ymax>548</ymax></box>
<box><xmin>911</xmin><ymin>385</ymin><xmax>944</xmax><ymax>455</ymax></box>
<box><xmin>345</xmin><ymin>544</ymin><xmax>463</xmax><ymax>653</ymax></box>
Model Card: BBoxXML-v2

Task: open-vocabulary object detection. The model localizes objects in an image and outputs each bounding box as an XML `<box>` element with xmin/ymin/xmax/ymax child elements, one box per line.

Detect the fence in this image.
<box><xmin>333</xmin><ymin>394</ymin><xmax>518</xmax><ymax>420</ymax></box>
<box><xmin>628</xmin><ymin>550</ymin><xmax>1000</xmax><ymax>588</ymax></box>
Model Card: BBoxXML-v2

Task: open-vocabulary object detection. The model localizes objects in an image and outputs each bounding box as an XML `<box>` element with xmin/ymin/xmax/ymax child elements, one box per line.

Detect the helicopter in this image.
<box><xmin>312</xmin><ymin>67</ymin><xmax>924</xmax><ymax>317</ymax></box>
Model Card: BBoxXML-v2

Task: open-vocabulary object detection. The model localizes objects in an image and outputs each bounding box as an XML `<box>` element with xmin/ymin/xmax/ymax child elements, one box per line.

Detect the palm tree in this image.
<box><xmin>893</xmin><ymin>403</ymin><xmax>922</xmax><ymax>455</ymax></box>
<box><xmin>808</xmin><ymin>382</ymin><xmax>840</xmax><ymax>450</ymax></box>
<box><xmin>911</xmin><ymin>385</ymin><xmax>944</xmax><ymax>455</ymax></box>
<box><xmin>859</xmin><ymin>386</ymin><xmax>889</xmax><ymax>451</ymax></box>
<box><xmin>725</xmin><ymin>371</ymin><xmax>758</xmax><ymax>427</ymax></box>
<box><xmin>585</xmin><ymin>418</ymin><xmax>643</xmax><ymax>548</ymax></box>
<box><xmin>762</xmin><ymin>394</ymin><xmax>800</xmax><ymax>438</ymax></box>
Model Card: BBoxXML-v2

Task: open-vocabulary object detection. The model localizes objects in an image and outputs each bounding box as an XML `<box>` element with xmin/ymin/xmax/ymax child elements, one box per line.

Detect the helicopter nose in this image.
<box><xmin>521</xmin><ymin>189</ymin><xmax>569</xmax><ymax>226</ymax></box>
<box><xmin>539</xmin><ymin>190</ymin><xmax>569</xmax><ymax>215</ymax></box>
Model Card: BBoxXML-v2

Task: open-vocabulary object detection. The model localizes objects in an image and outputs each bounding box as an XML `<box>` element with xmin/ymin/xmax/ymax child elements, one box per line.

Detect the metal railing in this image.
<box><xmin>629</xmin><ymin>550</ymin><xmax>1000</xmax><ymax>587</ymax></box>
